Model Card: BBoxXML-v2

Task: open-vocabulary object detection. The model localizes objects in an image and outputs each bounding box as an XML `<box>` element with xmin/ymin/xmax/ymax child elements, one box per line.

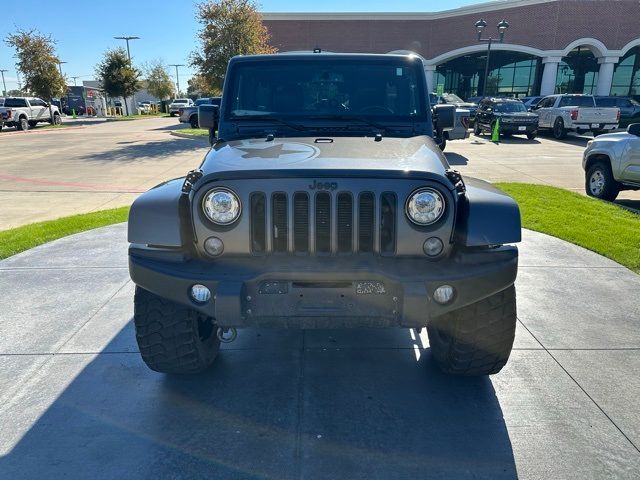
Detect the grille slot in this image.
<box><xmin>272</xmin><ymin>193</ymin><xmax>288</xmax><ymax>253</ymax></box>
<box><xmin>315</xmin><ymin>192</ymin><xmax>331</xmax><ymax>254</ymax></box>
<box><xmin>380</xmin><ymin>192</ymin><xmax>397</xmax><ymax>254</ymax></box>
<box><xmin>358</xmin><ymin>192</ymin><xmax>375</xmax><ymax>253</ymax></box>
<box><xmin>250</xmin><ymin>193</ymin><xmax>266</xmax><ymax>253</ymax></box>
<box><xmin>337</xmin><ymin>193</ymin><xmax>353</xmax><ymax>253</ymax></box>
<box><xmin>293</xmin><ymin>193</ymin><xmax>309</xmax><ymax>253</ymax></box>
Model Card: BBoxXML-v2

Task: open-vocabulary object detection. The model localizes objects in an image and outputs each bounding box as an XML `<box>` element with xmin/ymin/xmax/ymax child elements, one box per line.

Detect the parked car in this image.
<box><xmin>431</xmin><ymin>92</ymin><xmax>478</xmax><ymax>119</ymax></box>
<box><xmin>595</xmin><ymin>96</ymin><xmax>640</xmax><ymax>128</ymax></box>
<box><xmin>179</xmin><ymin>97</ymin><xmax>221</xmax><ymax>128</ymax></box>
<box><xmin>138</xmin><ymin>101</ymin><xmax>152</xmax><ymax>113</ymax></box>
<box><xmin>0</xmin><ymin>97</ymin><xmax>62</xmax><ymax>131</ymax></box>
<box><xmin>582</xmin><ymin>123</ymin><xmax>640</xmax><ymax>201</ymax></box>
<box><xmin>533</xmin><ymin>94</ymin><xmax>620</xmax><ymax>139</ymax></box>
<box><xmin>474</xmin><ymin>97</ymin><xmax>539</xmax><ymax>139</ymax></box>
<box><xmin>127</xmin><ymin>52</ymin><xmax>521</xmax><ymax>377</ymax></box>
<box><xmin>169</xmin><ymin>98</ymin><xmax>194</xmax><ymax>116</ymax></box>
<box><xmin>521</xmin><ymin>96</ymin><xmax>544</xmax><ymax>110</ymax></box>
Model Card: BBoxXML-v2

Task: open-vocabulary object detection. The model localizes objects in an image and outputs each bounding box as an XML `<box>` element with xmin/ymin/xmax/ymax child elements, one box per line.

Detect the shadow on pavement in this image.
<box><xmin>152</xmin><ymin>123</ymin><xmax>193</xmax><ymax>131</ymax></box>
<box><xmin>0</xmin><ymin>325</ymin><xmax>516</xmax><ymax>479</ymax></box>
<box><xmin>79</xmin><ymin>136</ymin><xmax>208</xmax><ymax>163</ymax></box>
<box><xmin>615</xmin><ymin>198</ymin><xmax>640</xmax><ymax>213</ymax></box>
<box><xmin>541</xmin><ymin>133</ymin><xmax>592</xmax><ymax>148</ymax></box>
<box><xmin>445</xmin><ymin>152</ymin><xmax>469</xmax><ymax>165</ymax></box>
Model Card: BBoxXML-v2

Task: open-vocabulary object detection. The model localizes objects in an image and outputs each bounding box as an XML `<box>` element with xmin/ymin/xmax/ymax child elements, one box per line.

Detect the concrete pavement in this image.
<box><xmin>0</xmin><ymin>224</ymin><xmax>639</xmax><ymax>479</ymax></box>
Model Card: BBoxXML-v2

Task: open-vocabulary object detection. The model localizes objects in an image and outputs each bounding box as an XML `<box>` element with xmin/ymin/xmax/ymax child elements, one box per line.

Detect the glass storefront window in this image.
<box><xmin>434</xmin><ymin>51</ymin><xmax>541</xmax><ymax>101</ymax></box>
<box><xmin>555</xmin><ymin>46</ymin><xmax>599</xmax><ymax>94</ymax></box>
<box><xmin>611</xmin><ymin>47</ymin><xmax>640</xmax><ymax>97</ymax></box>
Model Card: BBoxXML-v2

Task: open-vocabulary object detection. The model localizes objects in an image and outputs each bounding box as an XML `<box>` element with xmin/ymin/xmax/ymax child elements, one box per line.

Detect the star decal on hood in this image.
<box><xmin>236</xmin><ymin>143</ymin><xmax>309</xmax><ymax>159</ymax></box>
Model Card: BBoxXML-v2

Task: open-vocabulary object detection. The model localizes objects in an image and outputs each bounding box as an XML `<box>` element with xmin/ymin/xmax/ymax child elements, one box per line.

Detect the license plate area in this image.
<box><xmin>518</xmin><ymin>126</ymin><xmax>526</xmax><ymax>131</ymax></box>
<box><xmin>247</xmin><ymin>280</ymin><xmax>399</xmax><ymax>318</ymax></box>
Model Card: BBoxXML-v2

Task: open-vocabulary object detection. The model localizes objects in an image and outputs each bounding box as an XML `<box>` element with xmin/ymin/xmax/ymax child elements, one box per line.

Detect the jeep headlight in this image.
<box><xmin>202</xmin><ymin>188</ymin><xmax>241</xmax><ymax>225</ymax></box>
<box><xmin>406</xmin><ymin>188</ymin><xmax>445</xmax><ymax>225</ymax></box>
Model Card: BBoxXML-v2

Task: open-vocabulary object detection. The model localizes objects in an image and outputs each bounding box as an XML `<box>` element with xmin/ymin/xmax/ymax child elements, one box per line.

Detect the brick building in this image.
<box><xmin>263</xmin><ymin>0</ymin><xmax>640</xmax><ymax>100</ymax></box>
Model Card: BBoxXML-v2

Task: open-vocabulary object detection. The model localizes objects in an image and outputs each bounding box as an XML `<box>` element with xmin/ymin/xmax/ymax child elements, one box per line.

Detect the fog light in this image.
<box><xmin>423</xmin><ymin>237</ymin><xmax>444</xmax><ymax>256</ymax></box>
<box><xmin>433</xmin><ymin>285</ymin><xmax>455</xmax><ymax>304</ymax></box>
<box><xmin>204</xmin><ymin>236</ymin><xmax>224</xmax><ymax>257</ymax></box>
<box><xmin>190</xmin><ymin>284</ymin><xmax>211</xmax><ymax>303</ymax></box>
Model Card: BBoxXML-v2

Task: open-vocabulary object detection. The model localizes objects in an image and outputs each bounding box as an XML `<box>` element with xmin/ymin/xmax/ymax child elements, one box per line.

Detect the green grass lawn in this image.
<box><xmin>0</xmin><ymin>207</ymin><xmax>129</xmax><ymax>260</ymax></box>
<box><xmin>175</xmin><ymin>128</ymin><xmax>208</xmax><ymax>136</ymax></box>
<box><xmin>497</xmin><ymin>183</ymin><xmax>640</xmax><ymax>273</ymax></box>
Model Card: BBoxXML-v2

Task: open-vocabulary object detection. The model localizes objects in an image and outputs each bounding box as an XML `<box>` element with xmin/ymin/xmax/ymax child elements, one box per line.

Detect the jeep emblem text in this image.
<box><xmin>309</xmin><ymin>180</ymin><xmax>338</xmax><ymax>191</ymax></box>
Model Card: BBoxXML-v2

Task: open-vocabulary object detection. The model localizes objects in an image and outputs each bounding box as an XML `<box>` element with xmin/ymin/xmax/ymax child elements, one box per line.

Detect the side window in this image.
<box><xmin>596</xmin><ymin>97</ymin><xmax>616</xmax><ymax>107</ymax></box>
<box><xmin>538</xmin><ymin>97</ymin><xmax>553</xmax><ymax>108</ymax></box>
<box><xmin>30</xmin><ymin>98</ymin><xmax>45</xmax><ymax>107</ymax></box>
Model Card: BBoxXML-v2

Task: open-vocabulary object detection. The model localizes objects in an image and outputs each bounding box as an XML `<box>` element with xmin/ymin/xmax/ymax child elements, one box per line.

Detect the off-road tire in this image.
<box><xmin>51</xmin><ymin>114</ymin><xmax>62</xmax><ymax>125</ymax></box>
<box><xmin>17</xmin><ymin>117</ymin><xmax>29</xmax><ymax>131</ymax></box>
<box><xmin>586</xmin><ymin>161</ymin><xmax>619</xmax><ymax>201</ymax></box>
<box><xmin>134</xmin><ymin>287</ymin><xmax>220</xmax><ymax>374</ymax></box>
<box><xmin>553</xmin><ymin>117</ymin><xmax>567</xmax><ymax>139</ymax></box>
<box><xmin>526</xmin><ymin>131</ymin><xmax>537</xmax><ymax>140</ymax></box>
<box><xmin>427</xmin><ymin>286</ymin><xmax>516</xmax><ymax>376</ymax></box>
<box><xmin>190</xmin><ymin>115</ymin><xmax>199</xmax><ymax>129</ymax></box>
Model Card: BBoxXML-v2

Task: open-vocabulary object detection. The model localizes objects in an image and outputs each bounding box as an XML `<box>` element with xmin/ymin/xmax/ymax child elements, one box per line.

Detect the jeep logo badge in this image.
<box><xmin>309</xmin><ymin>180</ymin><xmax>338</xmax><ymax>191</ymax></box>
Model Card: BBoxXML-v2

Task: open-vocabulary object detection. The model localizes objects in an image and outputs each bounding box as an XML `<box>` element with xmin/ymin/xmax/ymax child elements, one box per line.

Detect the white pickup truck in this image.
<box><xmin>0</xmin><ymin>97</ymin><xmax>62</xmax><ymax>131</ymax></box>
<box><xmin>533</xmin><ymin>94</ymin><xmax>619</xmax><ymax>139</ymax></box>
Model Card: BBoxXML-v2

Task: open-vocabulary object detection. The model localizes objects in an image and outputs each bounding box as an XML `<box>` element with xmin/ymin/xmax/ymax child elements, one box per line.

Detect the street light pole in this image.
<box><xmin>0</xmin><ymin>69</ymin><xmax>7</xmax><ymax>96</ymax></box>
<box><xmin>169</xmin><ymin>64</ymin><xmax>185</xmax><ymax>97</ymax></box>
<box><xmin>475</xmin><ymin>19</ymin><xmax>510</xmax><ymax>97</ymax></box>
<box><xmin>114</xmin><ymin>36</ymin><xmax>140</xmax><ymax>115</ymax></box>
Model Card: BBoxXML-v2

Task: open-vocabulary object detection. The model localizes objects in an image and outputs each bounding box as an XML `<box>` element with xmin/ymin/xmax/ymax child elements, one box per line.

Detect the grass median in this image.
<box><xmin>0</xmin><ymin>207</ymin><xmax>129</xmax><ymax>260</ymax></box>
<box><xmin>174</xmin><ymin>128</ymin><xmax>209</xmax><ymax>137</ymax></box>
<box><xmin>497</xmin><ymin>183</ymin><xmax>640</xmax><ymax>273</ymax></box>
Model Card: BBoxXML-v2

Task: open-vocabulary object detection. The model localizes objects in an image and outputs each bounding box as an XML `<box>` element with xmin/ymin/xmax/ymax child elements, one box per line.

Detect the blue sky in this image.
<box><xmin>2</xmin><ymin>0</ymin><xmax>482</xmax><ymax>91</ymax></box>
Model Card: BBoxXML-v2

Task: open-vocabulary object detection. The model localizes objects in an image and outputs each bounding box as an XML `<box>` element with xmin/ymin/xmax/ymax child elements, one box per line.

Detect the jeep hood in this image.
<box><xmin>200</xmin><ymin>136</ymin><xmax>449</xmax><ymax>177</ymax></box>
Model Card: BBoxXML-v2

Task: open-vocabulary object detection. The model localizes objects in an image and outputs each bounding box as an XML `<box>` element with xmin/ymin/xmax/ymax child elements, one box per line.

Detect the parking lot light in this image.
<box><xmin>475</xmin><ymin>18</ymin><xmax>510</xmax><ymax>96</ymax></box>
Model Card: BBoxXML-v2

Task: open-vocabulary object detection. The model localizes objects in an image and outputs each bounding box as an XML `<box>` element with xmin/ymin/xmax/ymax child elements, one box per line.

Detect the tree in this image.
<box><xmin>7</xmin><ymin>88</ymin><xmax>27</xmax><ymax>96</ymax></box>
<box><xmin>187</xmin><ymin>74</ymin><xmax>220</xmax><ymax>98</ymax></box>
<box><xmin>5</xmin><ymin>29</ymin><xmax>66</xmax><ymax>120</ymax></box>
<box><xmin>145</xmin><ymin>60</ymin><xmax>175</xmax><ymax>101</ymax></box>
<box><xmin>95</xmin><ymin>47</ymin><xmax>141</xmax><ymax>115</ymax></box>
<box><xmin>190</xmin><ymin>0</ymin><xmax>276</xmax><ymax>92</ymax></box>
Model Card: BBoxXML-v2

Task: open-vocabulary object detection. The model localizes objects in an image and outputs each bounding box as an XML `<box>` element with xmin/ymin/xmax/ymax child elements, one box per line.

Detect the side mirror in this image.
<box><xmin>432</xmin><ymin>104</ymin><xmax>455</xmax><ymax>131</ymax></box>
<box><xmin>199</xmin><ymin>104</ymin><xmax>219</xmax><ymax>145</ymax></box>
<box><xmin>627</xmin><ymin>123</ymin><xmax>640</xmax><ymax>136</ymax></box>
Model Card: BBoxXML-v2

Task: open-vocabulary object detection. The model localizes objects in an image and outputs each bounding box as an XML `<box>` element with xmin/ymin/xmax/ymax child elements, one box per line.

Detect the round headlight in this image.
<box><xmin>406</xmin><ymin>188</ymin><xmax>445</xmax><ymax>225</ymax></box>
<box><xmin>202</xmin><ymin>188</ymin><xmax>241</xmax><ymax>225</ymax></box>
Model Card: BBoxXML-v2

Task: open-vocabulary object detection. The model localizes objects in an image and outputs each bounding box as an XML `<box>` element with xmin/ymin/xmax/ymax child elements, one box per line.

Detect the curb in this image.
<box><xmin>0</xmin><ymin>126</ymin><xmax>86</xmax><ymax>136</ymax></box>
<box><xmin>170</xmin><ymin>131</ymin><xmax>209</xmax><ymax>141</ymax></box>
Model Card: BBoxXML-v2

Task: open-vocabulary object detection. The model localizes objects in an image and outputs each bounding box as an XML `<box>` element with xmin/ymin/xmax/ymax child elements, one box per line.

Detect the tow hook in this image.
<box><xmin>216</xmin><ymin>327</ymin><xmax>237</xmax><ymax>343</ymax></box>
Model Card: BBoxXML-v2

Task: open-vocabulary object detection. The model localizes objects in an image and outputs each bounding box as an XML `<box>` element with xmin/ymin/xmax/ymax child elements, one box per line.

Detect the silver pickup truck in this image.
<box><xmin>0</xmin><ymin>97</ymin><xmax>62</xmax><ymax>131</ymax></box>
<box><xmin>179</xmin><ymin>97</ymin><xmax>221</xmax><ymax>128</ymax></box>
<box><xmin>533</xmin><ymin>94</ymin><xmax>619</xmax><ymax>139</ymax></box>
<box><xmin>583</xmin><ymin>123</ymin><xmax>640</xmax><ymax>200</ymax></box>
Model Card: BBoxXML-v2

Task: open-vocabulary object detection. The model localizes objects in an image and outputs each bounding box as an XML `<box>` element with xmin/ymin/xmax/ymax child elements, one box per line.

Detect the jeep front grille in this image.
<box><xmin>249</xmin><ymin>191</ymin><xmax>397</xmax><ymax>255</ymax></box>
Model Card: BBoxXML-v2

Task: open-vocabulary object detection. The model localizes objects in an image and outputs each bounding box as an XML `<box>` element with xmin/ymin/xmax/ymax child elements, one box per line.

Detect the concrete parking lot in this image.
<box><xmin>1</xmin><ymin>224</ymin><xmax>639</xmax><ymax>479</ymax></box>
<box><xmin>1</xmin><ymin>117</ymin><xmax>638</xmax><ymax>229</ymax></box>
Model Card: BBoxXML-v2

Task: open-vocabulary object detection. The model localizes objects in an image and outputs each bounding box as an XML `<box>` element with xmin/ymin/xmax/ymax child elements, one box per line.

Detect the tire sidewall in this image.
<box><xmin>586</xmin><ymin>162</ymin><xmax>618</xmax><ymax>200</ymax></box>
<box><xmin>553</xmin><ymin>118</ymin><xmax>565</xmax><ymax>139</ymax></box>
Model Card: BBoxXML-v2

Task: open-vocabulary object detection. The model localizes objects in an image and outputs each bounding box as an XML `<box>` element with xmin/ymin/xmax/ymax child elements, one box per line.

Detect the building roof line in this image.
<box><xmin>262</xmin><ymin>0</ymin><xmax>557</xmax><ymax>21</ymax></box>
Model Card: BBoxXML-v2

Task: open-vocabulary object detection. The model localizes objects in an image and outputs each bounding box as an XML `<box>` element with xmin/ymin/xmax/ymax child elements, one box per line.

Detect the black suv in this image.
<box><xmin>595</xmin><ymin>96</ymin><xmax>640</xmax><ymax>128</ymax></box>
<box><xmin>474</xmin><ymin>97</ymin><xmax>539</xmax><ymax>140</ymax></box>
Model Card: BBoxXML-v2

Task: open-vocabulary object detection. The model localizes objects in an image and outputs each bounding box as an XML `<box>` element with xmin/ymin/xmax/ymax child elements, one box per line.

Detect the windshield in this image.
<box><xmin>495</xmin><ymin>102</ymin><xmax>527</xmax><ymax>113</ymax></box>
<box><xmin>442</xmin><ymin>93</ymin><xmax>464</xmax><ymax>104</ymax></box>
<box><xmin>226</xmin><ymin>58</ymin><xmax>426</xmax><ymax>120</ymax></box>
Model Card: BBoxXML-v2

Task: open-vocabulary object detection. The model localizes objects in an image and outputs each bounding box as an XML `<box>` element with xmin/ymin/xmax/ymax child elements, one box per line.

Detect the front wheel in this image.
<box><xmin>473</xmin><ymin>122</ymin><xmax>482</xmax><ymax>136</ymax></box>
<box><xmin>190</xmin><ymin>115</ymin><xmax>199</xmax><ymax>129</ymax></box>
<box><xmin>553</xmin><ymin>117</ymin><xmax>567</xmax><ymax>139</ymax></box>
<box><xmin>526</xmin><ymin>131</ymin><xmax>537</xmax><ymax>140</ymax></box>
<box><xmin>427</xmin><ymin>286</ymin><xmax>516</xmax><ymax>376</ymax></box>
<box><xmin>586</xmin><ymin>162</ymin><xmax>619</xmax><ymax>201</ymax></box>
<box><xmin>51</xmin><ymin>114</ymin><xmax>62</xmax><ymax>125</ymax></box>
<box><xmin>133</xmin><ymin>287</ymin><xmax>220</xmax><ymax>374</ymax></box>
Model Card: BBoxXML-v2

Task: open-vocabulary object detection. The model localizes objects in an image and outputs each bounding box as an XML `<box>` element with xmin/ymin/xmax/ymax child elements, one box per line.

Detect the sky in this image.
<box><xmin>1</xmin><ymin>0</ymin><xmax>482</xmax><ymax>92</ymax></box>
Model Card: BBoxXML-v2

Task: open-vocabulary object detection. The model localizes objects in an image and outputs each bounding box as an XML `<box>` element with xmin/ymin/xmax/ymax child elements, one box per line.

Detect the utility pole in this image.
<box><xmin>114</xmin><ymin>36</ymin><xmax>140</xmax><ymax>115</ymax></box>
<box><xmin>57</xmin><ymin>61</ymin><xmax>68</xmax><ymax>114</ymax></box>
<box><xmin>71</xmin><ymin>76</ymin><xmax>82</xmax><ymax>86</ymax></box>
<box><xmin>169</xmin><ymin>64</ymin><xmax>185</xmax><ymax>97</ymax></box>
<box><xmin>0</xmin><ymin>69</ymin><xmax>7</xmax><ymax>96</ymax></box>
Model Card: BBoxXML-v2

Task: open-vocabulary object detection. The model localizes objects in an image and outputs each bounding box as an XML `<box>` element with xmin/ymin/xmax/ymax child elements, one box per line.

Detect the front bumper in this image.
<box><xmin>129</xmin><ymin>246</ymin><xmax>518</xmax><ymax>328</ymax></box>
<box><xmin>500</xmin><ymin>124</ymin><xmax>538</xmax><ymax>134</ymax></box>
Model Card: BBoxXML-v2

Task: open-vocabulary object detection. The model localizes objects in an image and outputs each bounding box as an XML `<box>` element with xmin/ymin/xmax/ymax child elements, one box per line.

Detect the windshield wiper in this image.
<box><xmin>309</xmin><ymin>114</ymin><xmax>392</xmax><ymax>132</ymax></box>
<box><xmin>229</xmin><ymin>115</ymin><xmax>307</xmax><ymax>131</ymax></box>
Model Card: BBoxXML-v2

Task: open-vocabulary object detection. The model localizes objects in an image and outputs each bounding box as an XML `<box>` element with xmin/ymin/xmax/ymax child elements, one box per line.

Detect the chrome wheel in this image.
<box><xmin>589</xmin><ymin>169</ymin><xmax>605</xmax><ymax>196</ymax></box>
